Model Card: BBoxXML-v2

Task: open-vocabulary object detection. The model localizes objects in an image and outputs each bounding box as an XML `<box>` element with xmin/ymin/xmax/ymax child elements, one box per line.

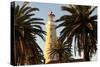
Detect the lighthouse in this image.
<box><xmin>44</xmin><ymin>11</ymin><xmax>58</xmax><ymax>64</ymax></box>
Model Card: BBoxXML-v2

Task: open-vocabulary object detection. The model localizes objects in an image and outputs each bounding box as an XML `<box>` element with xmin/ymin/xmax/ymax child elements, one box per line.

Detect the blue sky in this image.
<box><xmin>15</xmin><ymin>1</ymin><xmax>97</xmax><ymax>60</ymax></box>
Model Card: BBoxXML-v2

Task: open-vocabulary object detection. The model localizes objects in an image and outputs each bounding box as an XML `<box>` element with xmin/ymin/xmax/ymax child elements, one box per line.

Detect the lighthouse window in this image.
<box><xmin>50</xmin><ymin>34</ymin><xmax>52</xmax><ymax>38</ymax></box>
<box><xmin>50</xmin><ymin>27</ymin><xmax>52</xmax><ymax>30</ymax></box>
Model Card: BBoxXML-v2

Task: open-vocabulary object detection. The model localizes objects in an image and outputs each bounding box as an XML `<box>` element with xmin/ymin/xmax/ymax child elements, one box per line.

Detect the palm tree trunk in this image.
<box><xmin>83</xmin><ymin>32</ymin><xmax>90</xmax><ymax>61</ymax></box>
<box><xmin>84</xmin><ymin>45</ymin><xmax>90</xmax><ymax>61</ymax></box>
<box><xmin>58</xmin><ymin>52</ymin><xmax>62</xmax><ymax>63</ymax></box>
<box><xmin>83</xmin><ymin>29</ymin><xmax>90</xmax><ymax>61</ymax></box>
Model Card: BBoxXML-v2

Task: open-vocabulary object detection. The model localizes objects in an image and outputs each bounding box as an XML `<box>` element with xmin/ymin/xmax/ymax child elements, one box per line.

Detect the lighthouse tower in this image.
<box><xmin>44</xmin><ymin>11</ymin><xmax>58</xmax><ymax>64</ymax></box>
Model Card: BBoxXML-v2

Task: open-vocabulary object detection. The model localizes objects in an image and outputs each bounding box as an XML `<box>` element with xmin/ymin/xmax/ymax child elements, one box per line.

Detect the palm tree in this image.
<box><xmin>56</xmin><ymin>5</ymin><xmax>97</xmax><ymax>61</ymax></box>
<box><xmin>48</xmin><ymin>38</ymin><xmax>72</xmax><ymax>63</ymax></box>
<box><xmin>11</xmin><ymin>2</ymin><xmax>45</xmax><ymax>65</ymax></box>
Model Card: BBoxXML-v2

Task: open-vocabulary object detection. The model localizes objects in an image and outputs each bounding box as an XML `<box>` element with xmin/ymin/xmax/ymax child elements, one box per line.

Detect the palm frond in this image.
<box><xmin>89</xmin><ymin>6</ymin><xmax>97</xmax><ymax>15</ymax></box>
<box><xmin>56</xmin><ymin>5</ymin><xmax>97</xmax><ymax>61</ymax></box>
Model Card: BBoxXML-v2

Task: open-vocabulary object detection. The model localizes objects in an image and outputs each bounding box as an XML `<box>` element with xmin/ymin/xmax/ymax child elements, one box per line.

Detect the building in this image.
<box><xmin>44</xmin><ymin>11</ymin><xmax>59</xmax><ymax>64</ymax></box>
